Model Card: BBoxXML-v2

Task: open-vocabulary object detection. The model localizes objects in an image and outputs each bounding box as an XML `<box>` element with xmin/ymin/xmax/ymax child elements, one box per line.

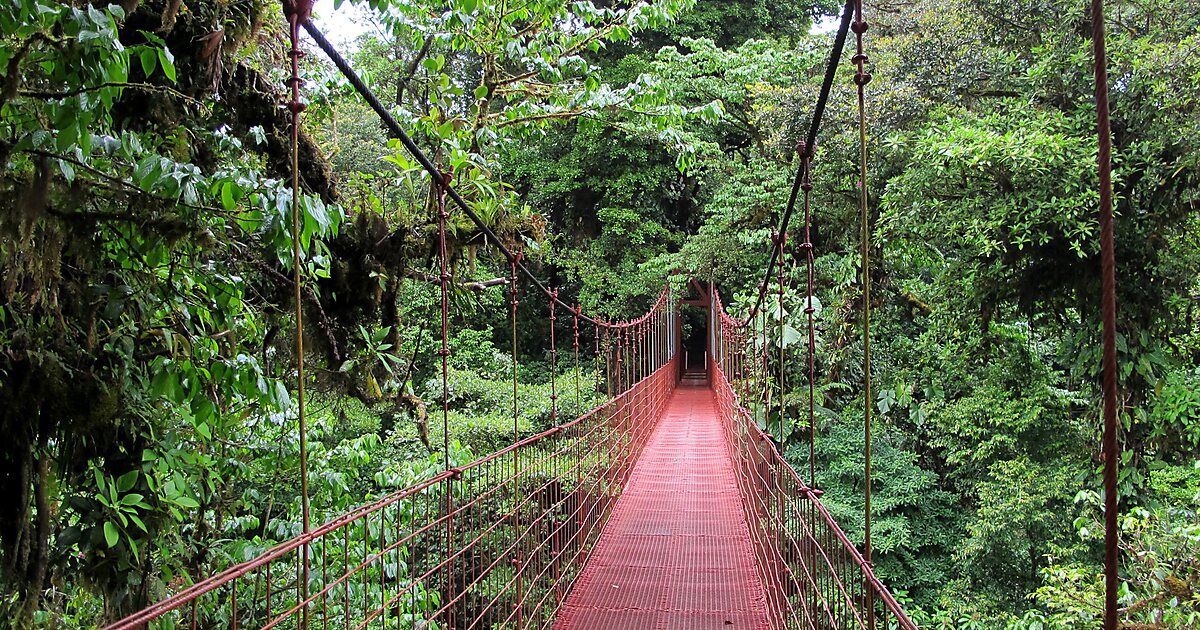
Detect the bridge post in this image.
<box><xmin>623</xmin><ymin>326</ymin><xmax>631</xmax><ymax>393</ymax></box>
<box><xmin>595</xmin><ymin>318</ymin><xmax>602</xmax><ymax>401</ymax></box>
<box><xmin>679</xmin><ymin>300</ymin><xmax>685</xmax><ymax>383</ymax></box>
<box><xmin>614</xmin><ymin>325</ymin><xmax>621</xmax><ymax>395</ymax></box>
<box><xmin>282</xmin><ymin>0</ymin><xmax>315</xmax><ymax>625</ymax></box>
<box><xmin>431</xmin><ymin>167</ymin><xmax>459</xmax><ymax>629</ymax></box>
<box><xmin>708</xmin><ymin>281</ymin><xmax>717</xmax><ymax>382</ymax></box>
<box><xmin>634</xmin><ymin>323</ymin><xmax>641</xmax><ymax>385</ymax></box>
<box><xmin>603</xmin><ymin>325</ymin><xmax>611</xmax><ymax>400</ymax></box>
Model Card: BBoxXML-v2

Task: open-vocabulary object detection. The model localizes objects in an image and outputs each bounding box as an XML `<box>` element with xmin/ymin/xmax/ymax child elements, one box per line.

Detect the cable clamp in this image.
<box><xmin>282</xmin><ymin>0</ymin><xmax>316</xmax><ymax>22</ymax></box>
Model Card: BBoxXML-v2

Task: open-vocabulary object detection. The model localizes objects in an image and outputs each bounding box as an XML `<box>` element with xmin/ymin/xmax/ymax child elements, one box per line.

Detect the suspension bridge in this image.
<box><xmin>106</xmin><ymin>282</ymin><xmax>914</xmax><ymax>629</ymax></box>
<box><xmin>104</xmin><ymin>0</ymin><xmax>1127</xmax><ymax>625</ymax></box>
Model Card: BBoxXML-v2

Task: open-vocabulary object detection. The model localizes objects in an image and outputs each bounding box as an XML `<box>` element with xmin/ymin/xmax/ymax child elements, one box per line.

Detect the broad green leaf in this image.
<box><xmin>57</xmin><ymin>159</ymin><xmax>74</xmax><ymax>182</ymax></box>
<box><xmin>103</xmin><ymin>522</ymin><xmax>119</xmax><ymax>548</ymax></box>
<box><xmin>138</xmin><ymin>47</ymin><xmax>156</xmax><ymax>76</ymax></box>
<box><xmin>158</xmin><ymin>47</ymin><xmax>176</xmax><ymax>82</ymax></box>
<box><xmin>220</xmin><ymin>181</ymin><xmax>236</xmax><ymax>210</ymax></box>
<box><xmin>116</xmin><ymin>470</ymin><xmax>138</xmax><ymax>492</ymax></box>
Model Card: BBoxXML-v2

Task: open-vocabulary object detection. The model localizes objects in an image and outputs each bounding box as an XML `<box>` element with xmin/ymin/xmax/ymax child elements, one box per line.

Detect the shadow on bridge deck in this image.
<box><xmin>554</xmin><ymin>383</ymin><xmax>770</xmax><ymax>629</ymax></box>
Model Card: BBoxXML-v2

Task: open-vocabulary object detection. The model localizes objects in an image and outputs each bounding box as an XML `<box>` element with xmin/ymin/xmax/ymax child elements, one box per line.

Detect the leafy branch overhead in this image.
<box><xmin>338</xmin><ymin>0</ymin><xmax>721</xmax><ymax>167</ymax></box>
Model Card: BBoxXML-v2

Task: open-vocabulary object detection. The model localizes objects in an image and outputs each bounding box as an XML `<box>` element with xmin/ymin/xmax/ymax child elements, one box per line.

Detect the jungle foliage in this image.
<box><xmin>0</xmin><ymin>0</ymin><xmax>1198</xmax><ymax>626</ymax></box>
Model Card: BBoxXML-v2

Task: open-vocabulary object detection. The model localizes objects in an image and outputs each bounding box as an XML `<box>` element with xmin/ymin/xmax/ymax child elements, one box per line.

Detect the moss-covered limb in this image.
<box><xmin>219</xmin><ymin>63</ymin><xmax>338</xmax><ymax>202</ymax></box>
<box><xmin>401</xmin><ymin>391</ymin><xmax>432</xmax><ymax>451</ymax></box>
<box><xmin>405</xmin><ymin>269</ymin><xmax>510</xmax><ymax>292</ymax></box>
<box><xmin>99</xmin><ymin>0</ymin><xmax>338</xmax><ymax>200</ymax></box>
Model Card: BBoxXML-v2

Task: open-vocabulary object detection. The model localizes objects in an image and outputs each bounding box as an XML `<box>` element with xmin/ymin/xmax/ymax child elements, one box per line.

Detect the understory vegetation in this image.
<box><xmin>1</xmin><ymin>0</ymin><xmax>1198</xmax><ymax>626</ymax></box>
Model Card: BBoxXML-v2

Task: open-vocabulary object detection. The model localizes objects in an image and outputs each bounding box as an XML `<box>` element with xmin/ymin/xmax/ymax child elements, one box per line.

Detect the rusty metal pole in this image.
<box><xmin>634</xmin><ymin>321</ymin><xmax>642</xmax><ymax>384</ymax></box>
<box><xmin>851</xmin><ymin>0</ymin><xmax>875</xmax><ymax>624</ymax></box>
<box><xmin>799</xmin><ymin>142</ymin><xmax>818</xmax><ymax>486</ymax></box>
<box><xmin>547</xmin><ymin>289</ymin><xmax>560</xmax><ymax>607</ymax></box>
<box><xmin>1090</xmin><ymin>0</ymin><xmax>1121</xmax><ymax>625</ymax></box>
<box><xmin>636</xmin><ymin>320</ymin><xmax>643</xmax><ymax>383</ymax></box>
<box><xmin>508</xmin><ymin>250</ymin><xmax>523</xmax><ymax>628</ymax></box>
<box><xmin>434</xmin><ymin>169</ymin><xmax>455</xmax><ymax>628</ymax></box>
<box><xmin>549</xmin><ymin>289</ymin><xmax>559</xmax><ymax>427</ymax></box>
<box><xmin>282</xmin><ymin>1</ymin><xmax>314</xmax><ymax>624</ymax></box>
<box><xmin>511</xmin><ymin>251</ymin><xmax>522</xmax><ymax>436</ymax></box>
<box><xmin>595</xmin><ymin>319</ymin><xmax>603</xmax><ymax>399</ymax></box>
<box><xmin>623</xmin><ymin>325</ymin><xmax>630</xmax><ymax>393</ymax></box>
<box><xmin>574</xmin><ymin>306</ymin><xmax>582</xmax><ymax>416</ymax></box>
<box><xmin>604</xmin><ymin>325</ymin><xmax>612</xmax><ymax>400</ymax></box>
<box><xmin>761</xmin><ymin>302</ymin><xmax>771</xmax><ymax>441</ymax></box>
<box><xmin>616</xmin><ymin>325</ymin><xmax>625</xmax><ymax>395</ymax></box>
<box><xmin>776</xmin><ymin>232</ymin><xmax>787</xmax><ymax>450</ymax></box>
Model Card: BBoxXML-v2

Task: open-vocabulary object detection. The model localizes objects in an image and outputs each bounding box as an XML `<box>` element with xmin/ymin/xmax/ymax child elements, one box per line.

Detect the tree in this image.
<box><xmin>0</xmin><ymin>0</ymin><xmax>344</xmax><ymax>620</ymax></box>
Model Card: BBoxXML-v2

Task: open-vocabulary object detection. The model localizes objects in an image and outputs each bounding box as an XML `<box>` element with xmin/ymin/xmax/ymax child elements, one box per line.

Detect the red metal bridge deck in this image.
<box><xmin>555</xmin><ymin>384</ymin><xmax>770</xmax><ymax>629</ymax></box>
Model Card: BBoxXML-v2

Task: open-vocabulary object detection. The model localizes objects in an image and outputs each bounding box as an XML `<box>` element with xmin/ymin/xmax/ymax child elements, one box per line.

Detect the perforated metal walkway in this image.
<box><xmin>555</xmin><ymin>385</ymin><xmax>771</xmax><ymax>629</ymax></box>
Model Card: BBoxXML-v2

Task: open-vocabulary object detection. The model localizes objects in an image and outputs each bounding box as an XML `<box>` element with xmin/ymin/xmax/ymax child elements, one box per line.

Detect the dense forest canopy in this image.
<box><xmin>0</xmin><ymin>0</ymin><xmax>1197</xmax><ymax>626</ymax></box>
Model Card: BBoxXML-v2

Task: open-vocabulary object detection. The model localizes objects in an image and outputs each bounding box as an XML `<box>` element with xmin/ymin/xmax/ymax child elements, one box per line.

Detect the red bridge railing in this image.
<box><xmin>106</xmin><ymin>313</ymin><xmax>678</xmax><ymax>629</ymax></box>
<box><xmin>710</xmin><ymin>292</ymin><xmax>917</xmax><ymax>630</ymax></box>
